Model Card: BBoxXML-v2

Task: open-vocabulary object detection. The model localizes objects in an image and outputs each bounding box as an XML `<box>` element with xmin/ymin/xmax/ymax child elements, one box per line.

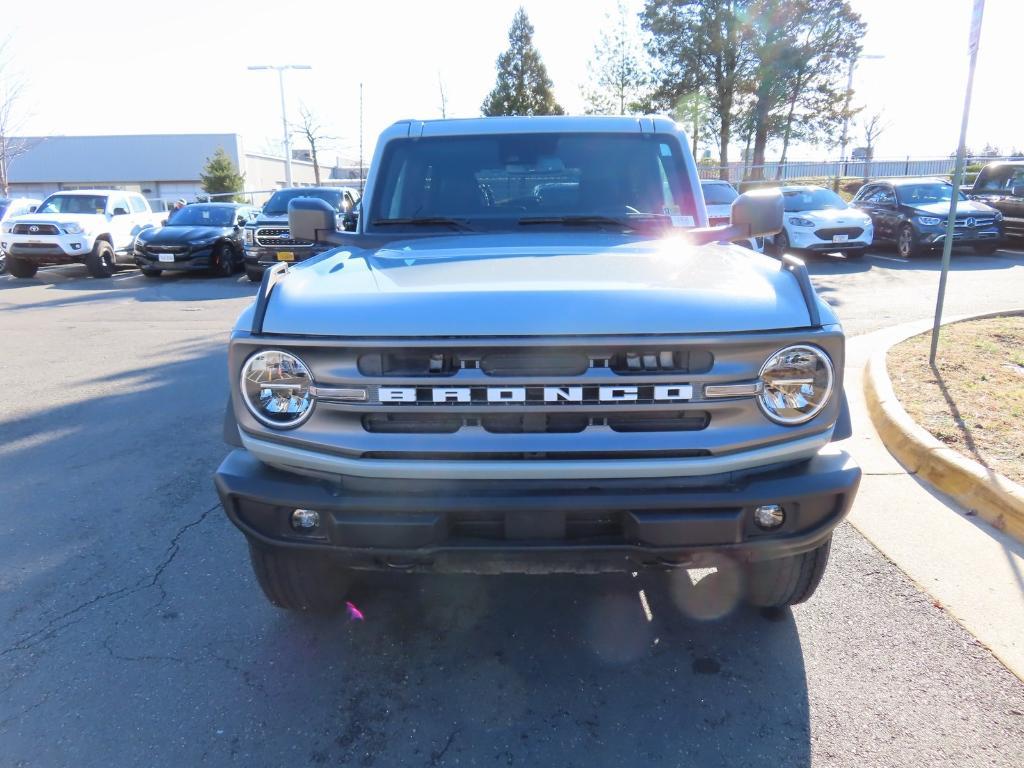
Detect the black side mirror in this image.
<box><xmin>28</xmin><ymin>205</ymin><xmax>37</xmax><ymax>213</ymax></box>
<box><xmin>341</xmin><ymin>211</ymin><xmax>359</xmax><ymax>232</ymax></box>
<box><xmin>237</xmin><ymin>216</ymin><xmax>246</xmax><ymax>227</ymax></box>
<box><xmin>288</xmin><ymin>197</ymin><xmax>338</xmax><ymax>243</ymax></box>
<box><xmin>730</xmin><ymin>188</ymin><xmax>784</xmax><ymax>237</ymax></box>
<box><xmin>112</xmin><ymin>207</ymin><xmax>129</xmax><ymax>216</ymax></box>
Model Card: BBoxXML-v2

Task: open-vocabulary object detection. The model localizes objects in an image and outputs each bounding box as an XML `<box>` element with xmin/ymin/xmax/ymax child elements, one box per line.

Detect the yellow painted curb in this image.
<box><xmin>863</xmin><ymin>316</ymin><xmax>1024</xmax><ymax>544</ymax></box>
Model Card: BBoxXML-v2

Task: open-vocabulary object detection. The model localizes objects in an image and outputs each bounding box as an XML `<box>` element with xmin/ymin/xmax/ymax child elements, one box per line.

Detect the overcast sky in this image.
<box><xmin>3</xmin><ymin>0</ymin><xmax>1019</xmax><ymax>165</ymax></box>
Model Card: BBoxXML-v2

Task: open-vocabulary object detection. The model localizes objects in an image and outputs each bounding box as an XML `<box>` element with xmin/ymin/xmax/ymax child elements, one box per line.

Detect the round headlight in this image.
<box><xmin>758</xmin><ymin>345</ymin><xmax>834</xmax><ymax>425</ymax></box>
<box><xmin>240</xmin><ymin>350</ymin><xmax>314</xmax><ymax>428</ymax></box>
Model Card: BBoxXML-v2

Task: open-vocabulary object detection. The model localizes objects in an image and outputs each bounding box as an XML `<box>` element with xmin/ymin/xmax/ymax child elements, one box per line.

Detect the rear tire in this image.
<box><xmin>744</xmin><ymin>536</ymin><xmax>832</xmax><ymax>608</ymax></box>
<box><xmin>972</xmin><ymin>242</ymin><xmax>999</xmax><ymax>255</ymax></box>
<box><xmin>86</xmin><ymin>240</ymin><xmax>115</xmax><ymax>277</ymax></box>
<box><xmin>245</xmin><ymin>265</ymin><xmax>264</xmax><ymax>283</ymax></box>
<box><xmin>7</xmin><ymin>255</ymin><xmax>38</xmax><ymax>278</ymax></box>
<box><xmin>247</xmin><ymin>543</ymin><xmax>353</xmax><ymax>613</ymax></box>
<box><xmin>211</xmin><ymin>242</ymin><xmax>235</xmax><ymax>277</ymax></box>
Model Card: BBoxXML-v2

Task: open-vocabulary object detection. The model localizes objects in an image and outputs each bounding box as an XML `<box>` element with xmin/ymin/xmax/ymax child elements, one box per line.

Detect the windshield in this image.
<box><xmin>264</xmin><ymin>189</ymin><xmax>343</xmax><ymax>216</ymax></box>
<box><xmin>369</xmin><ymin>132</ymin><xmax>697</xmax><ymax>232</ymax></box>
<box><xmin>701</xmin><ymin>182</ymin><xmax>738</xmax><ymax>206</ymax></box>
<box><xmin>167</xmin><ymin>205</ymin><xmax>237</xmax><ymax>227</ymax></box>
<box><xmin>782</xmin><ymin>188</ymin><xmax>846</xmax><ymax>212</ymax></box>
<box><xmin>38</xmin><ymin>194</ymin><xmax>108</xmax><ymax>214</ymax></box>
<box><xmin>896</xmin><ymin>182</ymin><xmax>966</xmax><ymax>205</ymax></box>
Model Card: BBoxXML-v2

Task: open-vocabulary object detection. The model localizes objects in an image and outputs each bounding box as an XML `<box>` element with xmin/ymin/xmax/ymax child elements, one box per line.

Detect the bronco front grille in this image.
<box><xmin>254</xmin><ymin>227</ymin><xmax>313</xmax><ymax>248</ymax></box>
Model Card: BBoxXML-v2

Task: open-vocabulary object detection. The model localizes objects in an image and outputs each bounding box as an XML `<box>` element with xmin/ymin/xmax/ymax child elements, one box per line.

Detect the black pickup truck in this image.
<box><xmin>242</xmin><ymin>186</ymin><xmax>360</xmax><ymax>281</ymax></box>
<box><xmin>970</xmin><ymin>161</ymin><xmax>1024</xmax><ymax>239</ymax></box>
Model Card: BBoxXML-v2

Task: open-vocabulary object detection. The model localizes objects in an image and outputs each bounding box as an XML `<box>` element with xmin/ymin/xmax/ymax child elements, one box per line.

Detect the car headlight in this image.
<box><xmin>758</xmin><ymin>345</ymin><xmax>834</xmax><ymax>425</ymax></box>
<box><xmin>917</xmin><ymin>216</ymin><xmax>942</xmax><ymax>226</ymax></box>
<box><xmin>244</xmin><ymin>228</ymin><xmax>254</xmax><ymax>246</ymax></box>
<box><xmin>788</xmin><ymin>217</ymin><xmax>815</xmax><ymax>227</ymax></box>
<box><xmin>240</xmin><ymin>350</ymin><xmax>314</xmax><ymax>428</ymax></box>
<box><xmin>994</xmin><ymin>211</ymin><xmax>1003</xmax><ymax>222</ymax></box>
<box><xmin>62</xmin><ymin>223</ymin><xmax>84</xmax><ymax>234</ymax></box>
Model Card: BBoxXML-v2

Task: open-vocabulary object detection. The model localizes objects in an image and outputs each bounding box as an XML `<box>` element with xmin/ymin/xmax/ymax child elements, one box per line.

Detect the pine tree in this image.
<box><xmin>200</xmin><ymin>147</ymin><xmax>245</xmax><ymax>201</ymax></box>
<box><xmin>482</xmin><ymin>8</ymin><xmax>564</xmax><ymax>116</ymax></box>
<box><xmin>582</xmin><ymin>2</ymin><xmax>650</xmax><ymax>115</ymax></box>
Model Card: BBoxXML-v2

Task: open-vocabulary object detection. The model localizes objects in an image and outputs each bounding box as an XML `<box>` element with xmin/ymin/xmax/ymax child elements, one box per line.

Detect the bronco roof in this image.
<box><xmin>387</xmin><ymin>115</ymin><xmax>680</xmax><ymax>138</ymax></box>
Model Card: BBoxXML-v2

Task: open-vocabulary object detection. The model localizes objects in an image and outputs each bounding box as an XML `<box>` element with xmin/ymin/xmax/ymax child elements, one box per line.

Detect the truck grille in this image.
<box><xmin>254</xmin><ymin>227</ymin><xmax>312</xmax><ymax>248</ymax></box>
<box><xmin>12</xmin><ymin>223</ymin><xmax>60</xmax><ymax>235</ymax></box>
<box><xmin>361</xmin><ymin>411</ymin><xmax>710</xmax><ymax>435</ymax></box>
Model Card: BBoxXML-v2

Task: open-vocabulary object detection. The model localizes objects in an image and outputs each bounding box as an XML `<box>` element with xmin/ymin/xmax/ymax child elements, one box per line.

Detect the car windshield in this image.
<box><xmin>782</xmin><ymin>188</ymin><xmax>846</xmax><ymax>212</ymax></box>
<box><xmin>896</xmin><ymin>182</ymin><xmax>966</xmax><ymax>205</ymax></box>
<box><xmin>701</xmin><ymin>183</ymin><xmax>738</xmax><ymax>205</ymax></box>
<box><xmin>263</xmin><ymin>189</ymin><xmax>343</xmax><ymax>216</ymax></box>
<box><xmin>167</xmin><ymin>205</ymin><xmax>237</xmax><ymax>227</ymax></box>
<box><xmin>38</xmin><ymin>194</ymin><xmax>108</xmax><ymax>214</ymax></box>
<box><xmin>369</xmin><ymin>132</ymin><xmax>697</xmax><ymax>232</ymax></box>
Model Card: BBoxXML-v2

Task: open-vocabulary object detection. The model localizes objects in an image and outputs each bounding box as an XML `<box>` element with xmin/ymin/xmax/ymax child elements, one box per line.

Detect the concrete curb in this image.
<box><xmin>863</xmin><ymin>310</ymin><xmax>1024</xmax><ymax>544</ymax></box>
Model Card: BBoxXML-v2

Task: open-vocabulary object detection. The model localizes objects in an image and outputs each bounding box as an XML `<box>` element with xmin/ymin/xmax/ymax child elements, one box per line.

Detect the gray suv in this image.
<box><xmin>216</xmin><ymin>116</ymin><xmax>860</xmax><ymax>613</ymax></box>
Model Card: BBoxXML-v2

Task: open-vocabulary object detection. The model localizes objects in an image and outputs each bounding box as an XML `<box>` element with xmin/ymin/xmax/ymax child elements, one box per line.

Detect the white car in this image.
<box><xmin>2</xmin><ymin>189</ymin><xmax>164</xmax><ymax>278</ymax></box>
<box><xmin>0</xmin><ymin>197</ymin><xmax>42</xmax><ymax>273</ymax></box>
<box><xmin>699</xmin><ymin>179</ymin><xmax>764</xmax><ymax>252</ymax></box>
<box><xmin>767</xmin><ymin>185</ymin><xmax>873</xmax><ymax>259</ymax></box>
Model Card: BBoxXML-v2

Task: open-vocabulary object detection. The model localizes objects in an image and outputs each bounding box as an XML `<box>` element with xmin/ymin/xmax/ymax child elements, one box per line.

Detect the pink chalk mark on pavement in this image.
<box><xmin>346</xmin><ymin>601</ymin><xmax>364</xmax><ymax>621</ymax></box>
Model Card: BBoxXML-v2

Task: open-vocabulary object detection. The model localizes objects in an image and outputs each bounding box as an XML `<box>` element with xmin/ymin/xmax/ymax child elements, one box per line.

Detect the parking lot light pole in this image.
<box><xmin>929</xmin><ymin>0</ymin><xmax>984</xmax><ymax>366</ymax></box>
<box><xmin>247</xmin><ymin>64</ymin><xmax>312</xmax><ymax>188</ymax></box>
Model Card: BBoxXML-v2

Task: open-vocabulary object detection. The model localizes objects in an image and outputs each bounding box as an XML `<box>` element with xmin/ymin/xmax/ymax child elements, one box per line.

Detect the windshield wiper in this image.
<box><xmin>371</xmin><ymin>217</ymin><xmax>474</xmax><ymax>231</ymax></box>
<box><xmin>517</xmin><ymin>214</ymin><xmax>671</xmax><ymax>231</ymax></box>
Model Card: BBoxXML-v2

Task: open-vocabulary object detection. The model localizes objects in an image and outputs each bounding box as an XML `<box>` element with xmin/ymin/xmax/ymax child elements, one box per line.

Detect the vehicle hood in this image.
<box><xmin>910</xmin><ymin>200</ymin><xmax>996</xmax><ymax>216</ymax></box>
<box><xmin>140</xmin><ymin>225</ymin><xmax>231</xmax><ymax>244</ymax></box>
<box><xmin>256</xmin><ymin>233</ymin><xmax>822</xmax><ymax>337</ymax></box>
<box><xmin>253</xmin><ymin>213</ymin><xmax>289</xmax><ymax>225</ymax></box>
<box><xmin>786</xmin><ymin>208</ymin><xmax>871</xmax><ymax>225</ymax></box>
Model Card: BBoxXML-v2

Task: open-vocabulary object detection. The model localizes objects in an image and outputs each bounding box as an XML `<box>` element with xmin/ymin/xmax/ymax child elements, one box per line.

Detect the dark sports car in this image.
<box><xmin>134</xmin><ymin>202</ymin><xmax>258</xmax><ymax>277</ymax></box>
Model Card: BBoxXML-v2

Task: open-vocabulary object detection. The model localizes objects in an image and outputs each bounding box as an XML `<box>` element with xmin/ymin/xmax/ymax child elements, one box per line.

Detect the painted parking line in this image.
<box><xmin>870</xmin><ymin>254</ymin><xmax>910</xmax><ymax>263</ymax></box>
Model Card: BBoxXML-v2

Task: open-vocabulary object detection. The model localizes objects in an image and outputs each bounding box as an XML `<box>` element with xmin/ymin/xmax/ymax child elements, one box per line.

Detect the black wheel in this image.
<box><xmin>845</xmin><ymin>248</ymin><xmax>866</xmax><ymax>260</ymax></box>
<box><xmin>245</xmin><ymin>265</ymin><xmax>264</xmax><ymax>283</ymax></box>
<box><xmin>140</xmin><ymin>267</ymin><xmax>162</xmax><ymax>278</ymax></box>
<box><xmin>0</xmin><ymin>250</ymin><xmax>5</xmax><ymax>274</ymax></box>
<box><xmin>773</xmin><ymin>229</ymin><xmax>791</xmax><ymax>257</ymax></box>
<box><xmin>86</xmin><ymin>240</ymin><xmax>116</xmax><ymax>277</ymax></box>
<box><xmin>211</xmin><ymin>242</ymin><xmax>235</xmax><ymax>277</ymax></box>
<box><xmin>896</xmin><ymin>223</ymin><xmax>920</xmax><ymax>258</ymax></box>
<box><xmin>972</xmin><ymin>242</ymin><xmax>999</xmax><ymax>255</ymax></box>
<box><xmin>744</xmin><ymin>536</ymin><xmax>832</xmax><ymax>608</ymax></box>
<box><xmin>247</xmin><ymin>543</ymin><xmax>353</xmax><ymax>613</ymax></box>
<box><xmin>6</xmin><ymin>255</ymin><xmax>38</xmax><ymax>278</ymax></box>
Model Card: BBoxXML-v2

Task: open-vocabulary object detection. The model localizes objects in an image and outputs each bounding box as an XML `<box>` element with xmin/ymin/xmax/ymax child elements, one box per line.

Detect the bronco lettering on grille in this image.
<box><xmin>377</xmin><ymin>384</ymin><xmax>693</xmax><ymax>404</ymax></box>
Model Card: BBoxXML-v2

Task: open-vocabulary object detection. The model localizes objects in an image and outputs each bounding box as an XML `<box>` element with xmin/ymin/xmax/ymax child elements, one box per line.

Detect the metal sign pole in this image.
<box><xmin>929</xmin><ymin>0</ymin><xmax>985</xmax><ymax>365</ymax></box>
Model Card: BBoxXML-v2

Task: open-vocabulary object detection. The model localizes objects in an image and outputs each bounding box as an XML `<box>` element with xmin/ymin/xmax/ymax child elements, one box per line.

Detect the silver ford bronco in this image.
<box><xmin>215</xmin><ymin>116</ymin><xmax>860</xmax><ymax>612</ymax></box>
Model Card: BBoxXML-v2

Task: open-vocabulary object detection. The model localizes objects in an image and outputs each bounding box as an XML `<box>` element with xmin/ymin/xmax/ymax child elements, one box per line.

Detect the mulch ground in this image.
<box><xmin>887</xmin><ymin>314</ymin><xmax>1024</xmax><ymax>485</ymax></box>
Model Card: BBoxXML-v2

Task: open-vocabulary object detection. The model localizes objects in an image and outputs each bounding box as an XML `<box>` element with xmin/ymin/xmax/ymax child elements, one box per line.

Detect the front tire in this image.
<box><xmin>896</xmin><ymin>224</ymin><xmax>921</xmax><ymax>258</ymax></box>
<box><xmin>86</xmin><ymin>240</ymin><xmax>116</xmax><ymax>277</ymax></box>
<box><xmin>211</xmin><ymin>242</ymin><xmax>235</xmax><ymax>277</ymax></box>
<box><xmin>245</xmin><ymin>265</ymin><xmax>264</xmax><ymax>283</ymax></box>
<box><xmin>7</xmin><ymin>255</ymin><xmax>38</xmax><ymax>278</ymax></box>
<box><xmin>247</xmin><ymin>543</ymin><xmax>353</xmax><ymax>613</ymax></box>
<box><xmin>744</xmin><ymin>537</ymin><xmax>832</xmax><ymax>608</ymax></box>
<box><xmin>773</xmin><ymin>229</ymin><xmax>792</xmax><ymax>257</ymax></box>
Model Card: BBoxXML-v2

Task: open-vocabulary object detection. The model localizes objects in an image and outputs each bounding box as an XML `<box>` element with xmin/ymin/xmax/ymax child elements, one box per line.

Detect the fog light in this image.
<box><xmin>71</xmin><ymin>243</ymin><xmax>82</xmax><ymax>250</ymax></box>
<box><xmin>291</xmin><ymin>508</ymin><xmax>320</xmax><ymax>531</ymax></box>
<box><xmin>754</xmin><ymin>504</ymin><xmax>785</xmax><ymax>530</ymax></box>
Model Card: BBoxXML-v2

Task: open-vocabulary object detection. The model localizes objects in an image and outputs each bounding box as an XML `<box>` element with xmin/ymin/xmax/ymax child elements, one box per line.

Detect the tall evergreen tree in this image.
<box><xmin>582</xmin><ymin>1</ymin><xmax>650</xmax><ymax>115</ymax></box>
<box><xmin>482</xmin><ymin>8</ymin><xmax>564</xmax><ymax>116</ymax></box>
<box><xmin>200</xmin><ymin>147</ymin><xmax>245</xmax><ymax>202</ymax></box>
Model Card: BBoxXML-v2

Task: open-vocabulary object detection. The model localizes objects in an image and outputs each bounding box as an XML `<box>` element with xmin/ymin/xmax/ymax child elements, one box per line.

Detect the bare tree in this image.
<box><xmin>860</xmin><ymin>111</ymin><xmax>889</xmax><ymax>180</ymax></box>
<box><xmin>292</xmin><ymin>105</ymin><xmax>336</xmax><ymax>185</ymax></box>
<box><xmin>438</xmin><ymin>72</ymin><xmax>448</xmax><ymax>119</ymax></box>
<box><xmin>583</xmin><ymin>1</ymin><xmax>650</xmax><ymax>115</ymax></box>
<box><xmin>0</xmin><ymin>39</ymin><xmax>34</xmax><ymax>197</ymax></box>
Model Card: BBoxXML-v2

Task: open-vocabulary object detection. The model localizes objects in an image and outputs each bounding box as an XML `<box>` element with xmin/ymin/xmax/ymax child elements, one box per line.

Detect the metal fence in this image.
<box><xmin>697</xmin><ymin>156</ymin><xmax>1021</xmax><ymax>184</ymax></box>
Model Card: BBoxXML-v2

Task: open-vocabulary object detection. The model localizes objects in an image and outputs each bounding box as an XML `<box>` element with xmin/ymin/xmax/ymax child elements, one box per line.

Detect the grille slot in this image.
<box><xmin>481</xmin><ymin>414</ymin><xmax>589</xmax><ymax>434</ymax></box>
<box><xmin>481</xmin><ymin>350</ymin><xmax>589</xmax><ymax>376</ymax></box>
<box><xmin>362</xmin><ymin>413</ymin><xmax>462</xmax><ymax>434</ymax></box>
<box><xmin>358</xmin><ymin>352</ymin><xmax>455</xmax><ymax>376</ymax></box>
<box><xmin>254</xmin><ymin>227</ymin><xmax>312</xmax><ymax>247</ymax></box>
<box><xmin>609</xmin><ymin>349</ymin><xmax>713</xmax><ymax>374</ymax></box>
<box><xmin>607</xmin><ymin>411</ymin><xmax>710</xmax><ymax>432</ymax></box>
<box><xmin>362</xmin><ymin>450</ymin><xmax>712</xmax><ymax>461</ymax></box>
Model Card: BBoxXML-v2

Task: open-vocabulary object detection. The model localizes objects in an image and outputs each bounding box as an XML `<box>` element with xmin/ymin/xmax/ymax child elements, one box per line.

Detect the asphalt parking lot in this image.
<box><xmin>2</xmin><ymin>246</ymin><xmax>1023</xmax><ymax>766</ymax></box>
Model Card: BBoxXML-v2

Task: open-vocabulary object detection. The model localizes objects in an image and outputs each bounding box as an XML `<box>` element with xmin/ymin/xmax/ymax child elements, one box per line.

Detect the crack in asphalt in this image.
<box><xmin>429</xmin><ymin>728</ymin><xmax>459</xmax><ymax>766</ymax></box>
<box><xmin>0</xmin><ymin>502</ymin><xmax>220</xmax><ymax>659</ymax></box>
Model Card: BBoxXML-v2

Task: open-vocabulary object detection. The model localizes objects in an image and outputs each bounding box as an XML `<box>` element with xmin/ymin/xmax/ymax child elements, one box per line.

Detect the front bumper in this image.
<box><xmin>5</xmin><ymin>235</ymin><xmax>90</xmax><ymax>263</ymax></box>
<box><xmin>916</xmin><ymin>222</ymin><xmax>1002</xmax><ymax>247</ymax></box>
<box><xmin>787</xmin><ymin>227</ymin><xmax>872</xmax><ymax>252</ymax></box>
<box><xmin>215</xmin><ymin>446</ymin><xmax>861</xmax><ymax>572</ymax></box>
<box><xmin>243</xmin><ymin>244</ymin><xmax>325</xmax><ymax>268</ymax></box>
<box><xmin>134</xmin><ymin>245</ymin><xmax>216</xmax><ymax>271</ymax></box>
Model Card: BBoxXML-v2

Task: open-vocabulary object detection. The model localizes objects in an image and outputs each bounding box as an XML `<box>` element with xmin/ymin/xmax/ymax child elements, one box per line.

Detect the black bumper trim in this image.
<box><xmin>214</xmin><ymin>448</ymin><xmax>860</xmax><ymax>570</ymax></box>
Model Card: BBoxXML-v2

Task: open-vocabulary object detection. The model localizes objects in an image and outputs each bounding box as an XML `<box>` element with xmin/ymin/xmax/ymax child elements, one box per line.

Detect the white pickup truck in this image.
<box><xmin>2</xmin><ymin>189</ymin><xmax>165</xmax><ymax>278</ymax></box>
